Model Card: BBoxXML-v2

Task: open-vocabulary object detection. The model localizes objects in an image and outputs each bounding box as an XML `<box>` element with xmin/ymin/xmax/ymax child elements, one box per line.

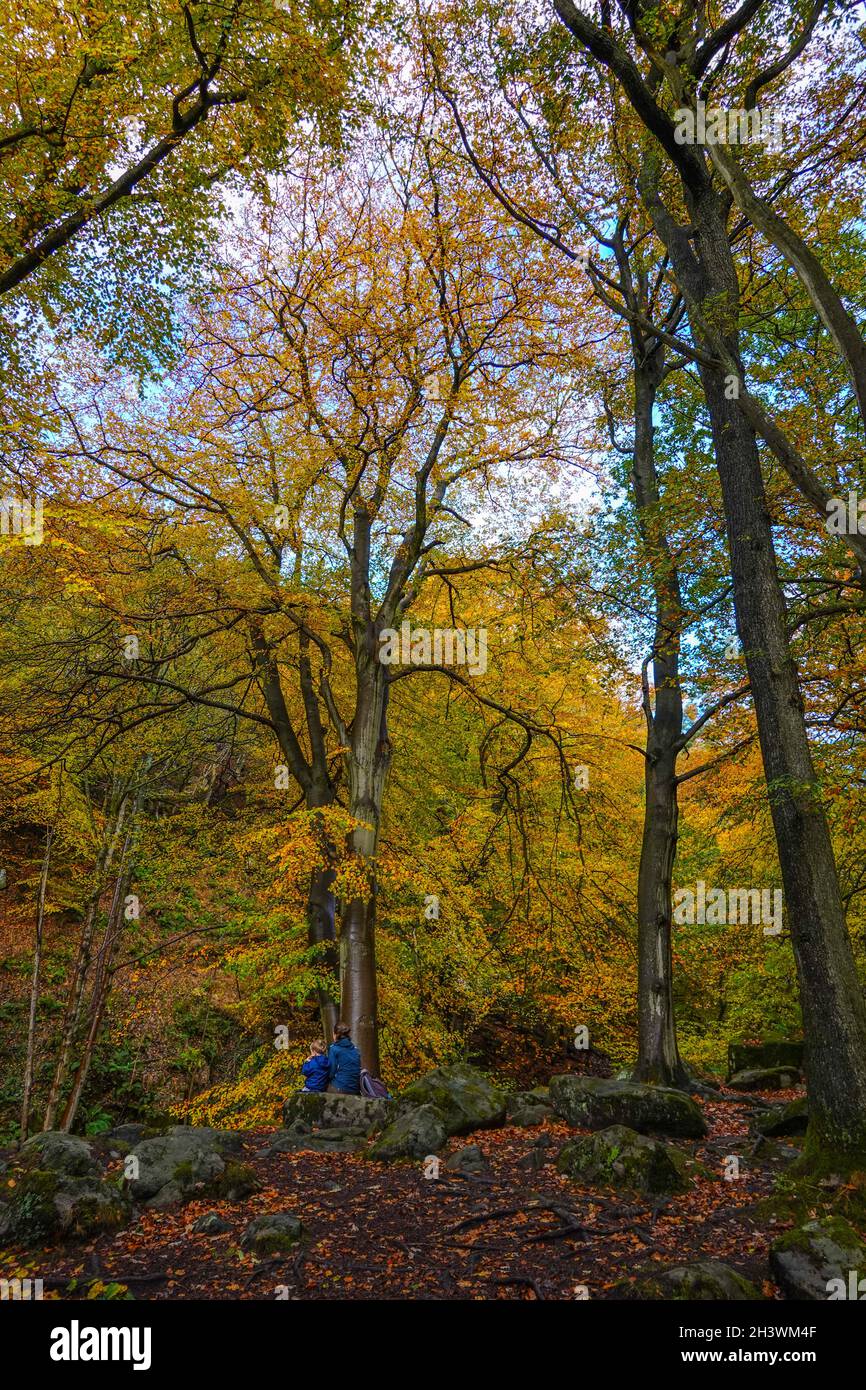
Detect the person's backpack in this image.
<box><xmin>360</xmin><ymin>1068</ymin><xmax>390</xmax><ymax>1099</ymax></box>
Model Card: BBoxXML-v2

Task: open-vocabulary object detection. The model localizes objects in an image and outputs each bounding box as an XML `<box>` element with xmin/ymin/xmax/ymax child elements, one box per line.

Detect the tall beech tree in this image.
<box><xmin>545</xmin><ymin>0</ymin><xmax>866</xmax><ymax>1168</ymax></box>
<box><xmin>54</xmin><ymin>125</ymin><xmax>588</xmax><ymax>1067</ymax></box>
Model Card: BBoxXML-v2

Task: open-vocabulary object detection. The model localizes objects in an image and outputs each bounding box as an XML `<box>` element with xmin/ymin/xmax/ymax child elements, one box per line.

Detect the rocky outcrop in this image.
<box><xmin>368</xmin><ymin>1104</ymin><xmax>448</xmax><ymax>1162</ymax></box>
<box><xmin>0</xmin><ymin>1132</ymin><xmax>130</xmax><ymax>1245</ymax></box>
<box><xmin>556</xmin><ymin>1124</ymin><xmax>694</xmax><ymax>1196</ymax></box>
<box><xmin>125</xmin><ymin>1126</ymin><xmax>245</xmax><ymax>1208</ymax></box>
<box><xmin>281</xmin><ymin>1092</ymin><xmax>392</xmax><ymax>1134</ymax></box>
<box><xmin>770</xmin><ymin>1217</ymin><xmax>866</xmax><ymax>1300</ymax></box>
<box><xmin>727</xmin><ymin>1041</ymin><xmax>803</xmax><ymax>1079</ymax></box>
<box><xmin>548</xmin><ymin>1075</ymin><xmax>707</xmax><ymax>1138</ymax></box>
<box><xmin>617</xmin><ymin>1260</ymin><xmax>761</xmax><ymax>1300</ymax></box>
<box><xmin>399</xmin><ymin>1064</ymin><xmax>506</xmax><ymax>1136</ymax></box>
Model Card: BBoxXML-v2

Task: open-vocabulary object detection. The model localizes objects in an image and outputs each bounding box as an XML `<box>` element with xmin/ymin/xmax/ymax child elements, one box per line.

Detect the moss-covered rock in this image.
<box><xmin>729</xmin><ymin>1066</ymin><xmax>802</xmax><ymax>1092</ymax></box>
<box><xmin>556</xmin><ymin>1124</ymin><xmax>693</xmax><ymax>1196</ymax></box>
<box><xmin>770</xmin><ymin>1216</ymin><xmax>866</xmax><ymax>1300</ymax></box>
<box><xmin>506</xmin><ymin>1091</ymin><xmax>553</xmax><ymax>1127</ymax></box>
<box><xmin>191</xmin><ymin>1211</ymin><xmax>232</xmax><ymax>1235</ymax></box>
<box><xmin>19</xmin><ymin>1131</ymin><xmax>100</xmax><ymax>1178</ymax></box>
<box><xmin>265</xmin><ymin>1128</ymin><xmax>367</xmax><ymax>1156</ymax></box>
<box><xmin>728</xmin><ymin>1041</ymin><xmax>803</xmax><ymax>1079</ymax></box>
<box><xmin>444</xmin><ymin>1144</ymin><xmax>490</xmax><ymax>1176</ymax></box>
<box><xmin>558</xmin><ymin>1123</ymin><xmax>695</xmax><ymax>1200</ymax></box>
<box><xmin>755</xmin><ymin>1098</ymin><xmax>809</xmax><ymax>1138</ymax></box>
<box><xmin>126</xmin><ymin>1126</ymin><xmax>244</xmax><ymax>1208</ymax></box>
<box><xmin>280</xmin><ymin>1092</ymin><xmax>392</xmax><ymax>1134</ymax></box>
<box><xmin>241</xmin><ymin>1211</ymin><xmax>306</xmax><ymax>1256</ymax></box>
<box><xmin>205</xmin><ymin>1161</ymin><xmax>259</xmax><ymax>1201</ymax></box>
<box><xmin>367</xmin><ymin>1104</ymin><xmax>447</xmax><ymax>1162</ymax></box>
<box><xmin>0</xmin><ymin>1164</ymin><xmax>130</xmax><ymax>1244</ymax></box>
<box><xmin>616</xmin><ymin>1260</ymin><xmax>762</xmax><ymax>1300</ymax></box>
<box><xmin>548</xmin><ymin>1076</ymin><xmax>707</xmax><ymax>1138</ymax></box>
<box><xmin>399</xmin><ymin>1063</ymin><xmax>506</xmax><ymax>1136</ymax></box>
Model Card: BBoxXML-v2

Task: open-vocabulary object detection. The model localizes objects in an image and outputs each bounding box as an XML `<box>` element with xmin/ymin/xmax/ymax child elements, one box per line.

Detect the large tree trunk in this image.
<box><xmin>657</xmin><ymin>171</ymin><xmax>866</xmax><ymax>1165</ymax></box>
<box><xmin>342</xmin><ymin>654</ymin><xmax>390</xmax><ymax>1074</ymax></box>
<box><xmin>250</xmin><ymin>619</ymin><xmax>340</xmax><ymax>1038</ymax></box>
<box><xmin>341</xmin><ymin>507</ymin><xmax>391</xmax><ymax>1073</ymax></box>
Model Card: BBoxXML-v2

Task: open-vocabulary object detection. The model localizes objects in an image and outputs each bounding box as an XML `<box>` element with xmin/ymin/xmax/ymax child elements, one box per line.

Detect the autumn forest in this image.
<box><xmin>1</xmin><ymin>0</ymin><xmax>866</xmax><ymax>1337</ymax></box>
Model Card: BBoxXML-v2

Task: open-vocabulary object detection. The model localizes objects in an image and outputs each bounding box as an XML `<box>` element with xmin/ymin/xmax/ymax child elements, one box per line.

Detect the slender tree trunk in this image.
<box><xmin>20</xmin><ymin>826</ymin><xmax>53</xmax><ymax>1144</ymax></box>
<box><xmin>59</xmin><ymin>835</ymin><xmax>133</xmax><ymax>1133</ymax></box>
<box><xmin>42</xmin><ymin>791</ymin><xmax>128</xmax><ymax>1130</ymax></box>
<box><xmin>625</xmin><ymin>289</ymin><xmax>689</xmax><ymax>1088</ymax></box>
<box><xmin>635</xmin><ymin>748</ymin><xmax>687</xmax><ymax>1085</ymax></box>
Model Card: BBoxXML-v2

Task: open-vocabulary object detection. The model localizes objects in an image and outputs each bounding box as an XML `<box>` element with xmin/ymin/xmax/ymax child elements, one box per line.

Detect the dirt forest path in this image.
<box><xmin>16</xmin><ymin>1091</ymin><xmax>798</xmax><ymax>1302</ymax></box>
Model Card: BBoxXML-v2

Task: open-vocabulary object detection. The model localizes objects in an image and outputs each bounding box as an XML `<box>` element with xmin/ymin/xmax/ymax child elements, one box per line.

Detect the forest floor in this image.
<box><xmin>7</xmin><ymin>1085</ymin><xmax>819</xmax><ymax>1301</ymax></box>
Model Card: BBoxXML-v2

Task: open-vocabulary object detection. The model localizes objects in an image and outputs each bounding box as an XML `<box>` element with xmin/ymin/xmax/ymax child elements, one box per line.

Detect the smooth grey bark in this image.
<box><xmin>625</xmin><ymin>285</ymin><xmax>689</xmax><ymax>1089</ymax></box>
<box><xmin>340</xmin><ymin>509</ymin><xmax>392</xmax><ymax>1074</ymax></box>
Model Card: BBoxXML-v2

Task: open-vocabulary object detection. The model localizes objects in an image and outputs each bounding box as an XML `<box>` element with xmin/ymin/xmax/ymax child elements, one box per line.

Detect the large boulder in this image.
<box><xmin>0</xmin><ymin>1131</ymin><xmax>131</xmax><ymax>1245</ymax></box>
<box><xmin>368</xmin><ymin>1104</ymin><xmax>448</xmax><ymax>1162</ymax></box>
<box><xmin>729</xmin><ymin>1066</ymin><xmax>802</xmax><ymax>1092</ymax></box>
<box><xmin>19</xmin><ymin>1131</ymin><xmax>100</xmax><ymax>1178</ymax></box>
<box><xmin>241</xmin><ymin>1211</ymin><xmax>306</xmax><ymax>1257</ymax></box>
<box><xmin>617</xmin><ymin>1260</ymin><xmax>761</xmax><ymax>1300</ymax></box>
<box><xmin>728</xmin><ymin>1041</ymin><xmax>803</xmax><ymax>1080</ymax></box>
<box><xmin>755</xmin><ymin>1098</ymin><xmax>809</xmax><ymax>1138</ymax></box>
<box><xmin>0</xmin><ymin>1168</ymin><xmax>130</xmax><ymax>1245</ymax></box>
<box><xmin>125</xmin><ymin>1126</ymin><xmax>244</xmax><ymax>1208</ymax></box>
<box><xmin>770</xmin><ymin>1217</ymin><xmax>866</xmax><ymax>1300</ymax></box>
<box><xmin>281</xmin><ymin>1092</ymin><xmax>392</xmax><ymax>1134</ymax></box>
<box><xmin>399</xmin><ymin>1063</ymin><xmax>506</xmax><ymax>1136</ymax></box>
<box><xmin>548</xmin><ymin>1075</ymin><xmax>707</xmax><ymax>1138</ymax></box>
<box><xmin>556</xmin><ymin>1124</ymin><xmax>693</xmax><ymax>1196</ymax></box>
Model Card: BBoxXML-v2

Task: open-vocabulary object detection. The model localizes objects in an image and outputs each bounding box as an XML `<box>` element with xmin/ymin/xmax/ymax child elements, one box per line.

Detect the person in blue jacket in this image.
<box><xmin>327</xmin><ymin>1022</ymin><xmax>361</xmax><ymax>1095</ymax></box>
<box><xmin>300</xmin><ymin>1039</ymin><xmax>329</xmax><ymax>1093</ymax></box>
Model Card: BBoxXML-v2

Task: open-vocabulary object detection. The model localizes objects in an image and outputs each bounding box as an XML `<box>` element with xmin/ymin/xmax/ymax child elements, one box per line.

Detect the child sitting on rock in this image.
<box><xmin>300</xmin><ymin>1039</ymin><xmax>329</xmax><ymax>1093</ymax></box>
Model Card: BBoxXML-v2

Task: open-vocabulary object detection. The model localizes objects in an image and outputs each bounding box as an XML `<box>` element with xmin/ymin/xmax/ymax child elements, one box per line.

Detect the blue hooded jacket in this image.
<box><xmin>327</xmin><ymin>1036</ymin><xmax>361</xmax><ymax>1094</ymax></box>
<box><xmin>301</xmin><ymin>1053</ymin><xmax>329</xmax><ymax>1093</ymax></box>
